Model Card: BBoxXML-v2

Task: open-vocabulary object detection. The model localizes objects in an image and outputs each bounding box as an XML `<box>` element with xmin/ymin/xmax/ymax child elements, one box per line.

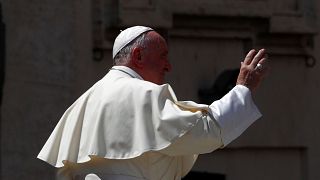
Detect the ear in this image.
<box><xmin>131</xmin><ymin>47</ymin><xmax>143</xmax><ymax>68</ymax></box>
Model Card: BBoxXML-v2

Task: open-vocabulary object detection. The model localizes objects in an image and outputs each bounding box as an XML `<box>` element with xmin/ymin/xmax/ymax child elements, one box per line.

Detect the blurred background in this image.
<box><xmin>1</xmin><ymin>0</ymin><xmax>320</xmax><ymax>179</ymax></box>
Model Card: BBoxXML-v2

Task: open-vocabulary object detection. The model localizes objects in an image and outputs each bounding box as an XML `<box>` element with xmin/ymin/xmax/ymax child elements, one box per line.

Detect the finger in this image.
<box><xmin>251</xmin><ymin>49</ymin><xmax>266</xmax><ymax>67</ymax></box>
<box><xmin>263</xmin><ymin>53</ymin><xmax>268</xmax><ymax>60</ymax></box>
<box><xmin>255</xmin><ymin>57</ymin><xmax>269</xmax><ymax>74</ymax></box>
<box><xmin>257</xmin><ymin>56</ymin><xmax>268</xmax><ymax>66</ymax></box>
<box><xmin>243</xmin><ymin>49</ymin><xmax>256</xmax><ymax>65</ymax></box>
<box><xmin>259</xmin><ymin>56</ymin><xmax>270</xmax><ymax>70</ymax></box>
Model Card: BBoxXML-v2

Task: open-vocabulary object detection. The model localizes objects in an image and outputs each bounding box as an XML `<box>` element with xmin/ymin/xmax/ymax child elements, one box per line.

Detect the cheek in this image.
<box><xmin>150</xmin><ymin>59</ymin><xmax>163</xmax><ymax>69</ymax></box>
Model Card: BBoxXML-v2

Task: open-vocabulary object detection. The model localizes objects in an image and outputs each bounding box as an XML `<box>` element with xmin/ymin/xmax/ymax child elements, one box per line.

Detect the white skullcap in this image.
<box><xmin>112</xmin><ymin>26</ymin><xmax>153</xmax><ymax>58</ymax></box>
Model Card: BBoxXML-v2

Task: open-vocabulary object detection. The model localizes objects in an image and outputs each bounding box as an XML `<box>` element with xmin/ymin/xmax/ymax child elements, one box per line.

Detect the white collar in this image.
<box><xmin>110</xmin><ymin>66</ymin><xmax>144</xmax><ymax>80</ymax></box>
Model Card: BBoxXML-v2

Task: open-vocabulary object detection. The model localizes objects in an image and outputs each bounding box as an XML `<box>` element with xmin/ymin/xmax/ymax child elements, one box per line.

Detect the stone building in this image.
<box><xmin>1</xmin><ymin>0</ymin><xmax>320</xmax><ymax>179</ymax></box>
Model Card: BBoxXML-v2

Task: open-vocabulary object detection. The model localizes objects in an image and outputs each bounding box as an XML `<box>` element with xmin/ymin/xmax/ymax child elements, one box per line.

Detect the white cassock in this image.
<box><xmin>37</xmin><ymin>66</ymin><xmax>262</xmax><ymax>180</ymax></box>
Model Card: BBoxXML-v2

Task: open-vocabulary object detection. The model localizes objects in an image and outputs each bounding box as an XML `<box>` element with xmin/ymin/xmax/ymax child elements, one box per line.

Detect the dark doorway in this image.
<box><xmin>183</xmin><ymin>171</ymin><xmax>226</xmax><ymax>180</ymax></box>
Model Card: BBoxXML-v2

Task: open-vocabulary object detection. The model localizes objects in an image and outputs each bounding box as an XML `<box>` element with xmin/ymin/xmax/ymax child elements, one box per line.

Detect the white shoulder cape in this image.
<box><xmin>37</xmin><ymin>67</ymin><xmax>211</xmax><ymax>168</ymax></box>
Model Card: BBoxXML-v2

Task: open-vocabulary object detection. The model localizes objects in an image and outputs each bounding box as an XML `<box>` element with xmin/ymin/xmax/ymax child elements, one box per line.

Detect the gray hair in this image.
<box><xmin>113</xmin><ymin>31</ymin><xmax>151</xmax><ymax>65</ymax></box>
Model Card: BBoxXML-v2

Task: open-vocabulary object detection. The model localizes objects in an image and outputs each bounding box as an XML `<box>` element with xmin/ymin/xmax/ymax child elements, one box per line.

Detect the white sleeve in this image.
<box><xmin>209</xmin><ymin>85</ymin><xmax>262</xmax><ymax>146</ymax></box>
<box><xmin>159</xmin><ymin>112</ymin><xmax>223</xmax><ymax>155</ymax></box>
<box><xmin>160</xmin><ymin>85</ymin><xmax>261</xmax><ymax>155</ymax></box>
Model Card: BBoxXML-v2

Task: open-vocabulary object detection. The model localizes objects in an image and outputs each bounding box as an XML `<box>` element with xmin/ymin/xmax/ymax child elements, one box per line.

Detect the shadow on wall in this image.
<box><xmin>198</xmin><ymin>69</ymin><xmax>240</xmax><ymax>104</ymax></box>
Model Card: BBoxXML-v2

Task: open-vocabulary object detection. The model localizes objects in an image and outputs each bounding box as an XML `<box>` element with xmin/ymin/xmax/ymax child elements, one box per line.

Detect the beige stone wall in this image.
<box><xmin>1</xmin><ymin>0</ymin><xmax>320</xmax><ymax>179</ymax></box>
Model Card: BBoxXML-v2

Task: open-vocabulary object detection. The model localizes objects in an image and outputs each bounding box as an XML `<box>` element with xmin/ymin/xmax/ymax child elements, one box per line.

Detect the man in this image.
<box><xmin>38</xmin><ymin>26</ymin><xmax>269</xmax><ymax>180</ymax></box>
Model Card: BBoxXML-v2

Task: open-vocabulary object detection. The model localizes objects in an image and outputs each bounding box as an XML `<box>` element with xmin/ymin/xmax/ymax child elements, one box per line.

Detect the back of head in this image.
<box><xmin>113</xmin><ymin>26</ymin><xmax>153</xmax><ymax>64</ymax></box>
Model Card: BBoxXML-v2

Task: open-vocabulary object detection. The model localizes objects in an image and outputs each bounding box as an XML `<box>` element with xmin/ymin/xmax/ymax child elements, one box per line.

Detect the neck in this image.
<box><xmin>117</xmin><ymin>62</ymin><xmax>141</xmax><ymax>76</ymax></box>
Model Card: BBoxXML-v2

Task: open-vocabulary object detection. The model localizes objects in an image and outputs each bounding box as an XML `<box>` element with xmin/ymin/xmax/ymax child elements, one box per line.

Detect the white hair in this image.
<box><xmin>113</xmin><ymin>32</ymin><xmax>152</xmax><ymax>65</ymax></box>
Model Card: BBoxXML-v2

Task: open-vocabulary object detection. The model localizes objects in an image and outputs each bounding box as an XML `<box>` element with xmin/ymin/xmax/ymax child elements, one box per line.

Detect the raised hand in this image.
<box><xmin>236</xmin><ymin>49</ymin><xmax>269</xmax><ymax>93</ymax></box>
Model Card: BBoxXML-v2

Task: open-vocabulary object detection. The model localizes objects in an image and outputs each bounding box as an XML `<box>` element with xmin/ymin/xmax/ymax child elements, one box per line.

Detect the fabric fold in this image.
<box><xmin>38</xmin><ymin>66</ymin><xmax>262</xmax><ymax>171</ymax></box>
<box><xmin>37</xmin><ymin>70</ymin><xmax>208</xmax><ymax>168</ymax></box>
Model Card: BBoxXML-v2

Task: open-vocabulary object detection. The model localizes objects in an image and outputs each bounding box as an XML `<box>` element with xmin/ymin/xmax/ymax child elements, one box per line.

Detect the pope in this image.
<box><xmin>37</xmin><ymin>26</ymin><xmax>269</xmax><ymax>180</ymax></box>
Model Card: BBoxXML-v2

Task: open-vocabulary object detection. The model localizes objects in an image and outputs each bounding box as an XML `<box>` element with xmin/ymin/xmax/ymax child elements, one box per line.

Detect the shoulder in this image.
<box><xmin>115</xmin><ymin>78</ymin><xmax>177</xmax><ymax>101</ymax></box>
<box><xmin>133</xmin><ymin>79</ymin><xmax>175</xmax><ymax>97</ymax></box>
